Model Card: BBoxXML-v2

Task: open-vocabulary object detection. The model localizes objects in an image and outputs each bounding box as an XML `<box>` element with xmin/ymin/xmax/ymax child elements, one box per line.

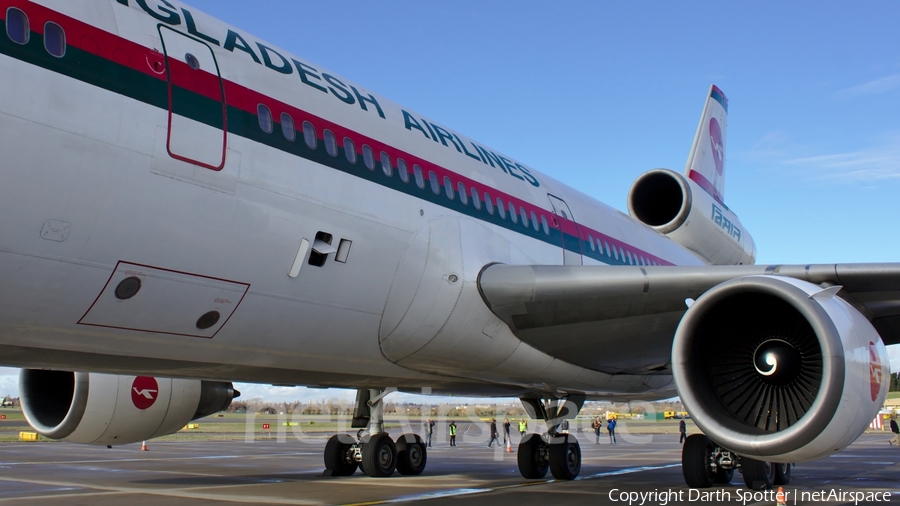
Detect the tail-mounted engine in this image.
<box><xmin>628</xmin><ymin>169</ymin><xmax>756</xmax><ymax>265</ymax></box>
<box><xmin>672</xmin><ymin>275</ymin><xmax>889</xmax><ymax>462</ymax></box>
<box><xmin>20</xmin><ymin>370</ymin><xmax>238</xmax><ymax>445</ymax></box>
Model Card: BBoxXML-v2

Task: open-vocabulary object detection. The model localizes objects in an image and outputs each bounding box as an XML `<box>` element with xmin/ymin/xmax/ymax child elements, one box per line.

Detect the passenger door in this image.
<box><xmin>159</xmin><ymin>26</ymin><xmax>226</xmax><ymax>170</ymax></box>
<box><xmin>547</xmin><ymin>194</ymin><xmax>583</xmax><ymax>265</ymax></box>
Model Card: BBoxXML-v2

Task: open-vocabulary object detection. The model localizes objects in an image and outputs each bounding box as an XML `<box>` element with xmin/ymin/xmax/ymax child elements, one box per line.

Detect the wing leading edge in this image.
<box><xmin>477</xmin><ymin>263</ymin><xmax>900</xmax><ymax>375</ymax></box>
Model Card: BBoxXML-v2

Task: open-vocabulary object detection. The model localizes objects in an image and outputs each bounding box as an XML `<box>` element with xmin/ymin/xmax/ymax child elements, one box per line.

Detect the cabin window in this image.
<box><xmin>324</xmin><ymin>130</ymin><xmax>337</xmax><ymax>157</ymax></box>
<box><xmin>457</xmin><ymin>183</ymin><xmax>468</xmax><ymax>205</ymax></box>
<box><xmin>531</xmin><ymin>212</ymin><xmax>539</xmax><ymax>232</ymax></box>
<box><xmin>380</xmin><ymin>152</ymin><xmax>392</xmax><ymax>176</ymax></box>
<box><xmin>44</xmin><ymin>22</ymin><xmax>65</xmax><ymax>58</ymax></box>
<box><xmin>470</xmin><ymin>188</ymin><xmax>481</xmax><ymax>210</ymax></box>
<box><xmin>397</xmin><ymin>159</ymin><xmax>409</xmax><ymax>183</ymax></box>
<box><xmin>413</xmin><ymin>164</ymin><xmax>425</xmax><ymax>189</ymax></box>
<box><xmin>444</xmin><ymin>177</ymin><xmax>455</xmax><ymax>200</ymax></box>
<box><xmin>302</xmin><ymin>121</ymin><xmax>316</xmax><ymax>149</ymax></box>
<box><xmin>484</xmin><ymin>193</ymin><xmax>494</xmax><ymax>215</ymax></box>
<box><xmin>257</xmin><ymin>104</ymin><xmax>273</xmax><ymax>134</ymax></box>
<box><xmin>281</xmin><ymin>113</ymin><xmax>295</xmax><ymax>142</ymax></box>
<box><xmin>6</xmin><ymin>8</ymin><xmax>28</xmax><ymax>45</ymax></box>
<box><xmin>363</xmin><ymin>145</ymin><xmax>375</xmax><ymax>170</ymax></box>
<box><xmin>588</xmin><ymin>235</ymin><xmax>596</xmax><ymax>251</ymax></box>
<box><xmin>185</xmin><ymin>53</ymin><xmax>200</xmax><ymax>70</ymax></box>
<box><xmin>541</xmin><ymin>215</ymin><xmax>549</xmax><ymax>235</ymax></box>
<box><xmin>508</xmin><ymin>202</ymin><xmax>517</xmax><ymax>223</ymax></box>
<box><xmin>603</xmin><ymin>241</ymin><xmax>610</xmax><ymax>257</ymax></box>
<box><xmin>497</xmin><ymin>198</ymin><xmax>506</xmax><ymax>219</ymax></box>
<box><xmin>626</xmin><ymin>251</ymin><xmax>633</xmax><ymax>265</ymax></box>
<box><xmin>343</xmin><ymin>137</ymin><xmax>356</xmax><ymax>164</ymax></box>
<box><xmin>616</xmin><ymin>247</ymin><xmax>622</xmax><ymax>261</ymax></box>
<box><xmin>519</xmin><ymin>207</ymin><xmax>528</xmax><ymax>227</ymax></box>
<box><xmin>428</xmin><ymin>171</ymin><xmax>440</xmax><ymax>195</ymax></box>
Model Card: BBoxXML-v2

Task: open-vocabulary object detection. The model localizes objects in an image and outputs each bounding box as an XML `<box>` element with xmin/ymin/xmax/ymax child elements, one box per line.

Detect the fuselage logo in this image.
<box><xmin>869</xmin><ymin>341</ymin><xmax>883</xmax><ymax>402</ymax></box>
<box><xmin>131</xmin><ymin>376</ymin><xmax>159</xmax><ymax>410</ymax></box>
<box><xmin>708</xmin><ymin>117</ymin><xmax>724</xmax><ymax>176</ymax></box>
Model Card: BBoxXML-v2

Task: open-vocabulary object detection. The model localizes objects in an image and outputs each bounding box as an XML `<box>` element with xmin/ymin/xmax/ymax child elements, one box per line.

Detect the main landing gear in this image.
<box><xmin>322</xmin><ymin>388</ymin><xmax>428</xmax><ymax>478</ymax></box>
<box><xmin>516</xmin><ymin>395</ymin><xmax>585</xmax><ymax>481</ymax></box>
<box><xmin>681</xmin><ymin>434</ymin><xmax>792</xmax><ymax>489</ymax></box>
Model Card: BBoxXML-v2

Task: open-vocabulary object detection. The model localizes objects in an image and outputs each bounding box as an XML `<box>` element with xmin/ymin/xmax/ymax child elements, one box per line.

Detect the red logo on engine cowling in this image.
<box><xmin>131</xmin><ymin>376</ymin><xmax>159</xmax><ymax>410</ymax></box>
<box><xmin>708</xmin><ymin>117</ymin><xmax>724</xmax><ymax>176</ymax></box>
<box><xmin>869</xmin><ymin>341</ymin><xmax>883</xmax><ymax>402</ymax></box>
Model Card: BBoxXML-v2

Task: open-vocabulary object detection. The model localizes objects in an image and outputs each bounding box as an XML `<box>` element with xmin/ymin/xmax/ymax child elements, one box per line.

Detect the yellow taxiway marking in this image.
<box><xmin>340</xmin><ymin>463</ymin><xmax>680</xmax><ymax>506</ymax></box>
<box><xmin>0</xmin><ymin>476</ymin><xmax>323</xmax><ymax>505</ymax></box>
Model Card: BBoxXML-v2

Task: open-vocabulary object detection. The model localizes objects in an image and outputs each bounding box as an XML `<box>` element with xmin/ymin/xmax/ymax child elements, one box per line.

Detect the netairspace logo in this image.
<box><xmin>608</xmin><ymin>488</ymin><xmax>892</xmax><ymax>505</ymax></box>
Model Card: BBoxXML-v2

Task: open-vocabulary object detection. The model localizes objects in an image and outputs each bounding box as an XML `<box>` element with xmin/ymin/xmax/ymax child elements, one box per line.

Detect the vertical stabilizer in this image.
<box><xmin>684</xmin><ymin>85</ymin><xmax>728</xmax><ymax>204</ymax></box>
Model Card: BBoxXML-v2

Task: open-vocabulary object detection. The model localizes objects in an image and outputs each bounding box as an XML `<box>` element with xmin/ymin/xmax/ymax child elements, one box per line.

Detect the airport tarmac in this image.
<box><xmin>0</xmin><ymin>434</ymin><xmax>895</xmax><ymax>505</ymax></box>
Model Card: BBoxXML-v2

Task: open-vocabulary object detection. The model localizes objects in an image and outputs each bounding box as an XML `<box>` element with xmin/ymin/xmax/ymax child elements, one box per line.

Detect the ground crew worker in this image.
<box><xmin>449</xmin><ymin>421</ymin><xmax>457</xmax><ymax>446</ymax></box>
<box><xmin>487</xmin><ymin>418</ymin><xmax>499</xmax><ymax>448</ymax></box>
<box><xmin>592</xmin><ymin>417</ymin><xmax>602</xmax><ymax>443</ymax></box>
<box><xmin>890</xmin><ymin>415</ymin><xmax>900</xmax><ymax>446</ymax></box>
<box><xmin>679</xmin><ymin>418</ymin><xmax>687</xmax><ymax>444</ymax></box>
<box><xmin>424</xmin><ymin>418</ymin><xmax>435</xmax><ymax>447</ymax></box>
<box><xmin>607</xmin><ymin>418</ymin><xmax>617</xmax><ymax>444</ymax></box>
<box><xmin>518</xmin><ymin>419</ymin><xmax>527</xmax><ymax>439</ymax></box>
<box><xmin>503</xmin><ymin>418</ymin><xmax>511</xmax><ymax>445</ymax></box>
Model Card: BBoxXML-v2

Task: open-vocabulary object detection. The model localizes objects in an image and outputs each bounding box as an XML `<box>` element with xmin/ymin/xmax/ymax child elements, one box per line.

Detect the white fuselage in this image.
<box><xmin>0</xmin><ymin>0</ymin><xmax>707</xmax><ymax>399</ymax></box>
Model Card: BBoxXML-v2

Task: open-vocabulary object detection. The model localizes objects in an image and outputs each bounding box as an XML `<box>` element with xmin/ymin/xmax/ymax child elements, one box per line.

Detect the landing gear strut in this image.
<box><xmin>516</xmin><ymin>395</ymin><xmax>584</xmax><ymax>481</ymax></box>
<box><xmin>322</xmin><ymin>388</ymin><xmax>428</xmax><ymax>478</ymax></box>
<box><xmin>681</xmin><ymin>434</ymin><xmax>791</xmax><ymax>489</ymax></box>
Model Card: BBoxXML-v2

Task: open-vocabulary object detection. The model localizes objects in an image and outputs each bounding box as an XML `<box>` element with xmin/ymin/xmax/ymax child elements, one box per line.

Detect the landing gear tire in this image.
<box><xmin>549</xmin><ymin>434</ymin><xmax>581</xmax><ymax>480</ymax></box>
<box><xmin>361</xmin><ymin>433</ymin><xmax>397</xmax><ymax>477</ymax></box>
<box><xmin>682</xmin><ymin>434</ymin><xmax>715</xmax><ymax>488</ymax></box>
<box><xmin>517</xmin><ymin>433</ymin><xmax>549</xmax><ymax>479</ymax></box>
<box><xmin>774</xmin><ymin>462</ymin><xmax>791</xmax><ymax>485</ymax></box>
<box><xmin>323</xmin><ymin>435</ymin><xmax>358</xmax><ymax>476</ymax></box>
<box><xmin>742</xmin><ymin>457</ymin><xmax>775</xmax><ymax>489</ymax></box>
<box><xmin>714</xmin><ymin>468</ymin><xmax>734</xmax><ymax>484</ymax></box>
<box><xmin>395</xmin><ymin>433</ymin><xmax>427</xmax><ymax>476</ymax></box>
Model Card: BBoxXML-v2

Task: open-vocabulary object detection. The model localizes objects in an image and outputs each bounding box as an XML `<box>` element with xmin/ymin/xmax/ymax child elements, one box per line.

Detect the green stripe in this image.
<box><xmin>0</xmin><ymin>24</ymin><xmax>634</xmax><ymax>266</ymax></box>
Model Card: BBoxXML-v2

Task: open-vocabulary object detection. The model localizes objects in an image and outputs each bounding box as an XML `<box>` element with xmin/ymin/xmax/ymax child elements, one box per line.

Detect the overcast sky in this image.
<box><xmin>5</xmin><ymin>1</ymin><xmax>900</xmax><ymax>404</ymax></box>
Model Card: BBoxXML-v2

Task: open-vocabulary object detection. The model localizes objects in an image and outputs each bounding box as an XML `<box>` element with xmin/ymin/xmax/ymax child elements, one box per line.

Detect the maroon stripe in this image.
<box><xmin>3</xmin><ymin>0</ymin><xmax>674</xmax><ymax>266</ymax></box>
<box><xmin>688</xmin><ymin>170</ymin><xmax>724</xmax><ymax>205</ymax></box>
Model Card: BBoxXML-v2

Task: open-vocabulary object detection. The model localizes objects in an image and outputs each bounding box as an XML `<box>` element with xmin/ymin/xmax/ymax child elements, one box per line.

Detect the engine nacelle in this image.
<box><xmin>672</xmin><ymin>275</ymin><xmax>889</xmax><ymax>462</ymax></box>
<box><xmin>628</xmin><ymin>169</ymin><xmax>756</xmax><ymax>265</ymax></box>
<box><xmin>20</xmin><ymin>370</ymin><xmax>238</xmax><ymax>445</ymax></box>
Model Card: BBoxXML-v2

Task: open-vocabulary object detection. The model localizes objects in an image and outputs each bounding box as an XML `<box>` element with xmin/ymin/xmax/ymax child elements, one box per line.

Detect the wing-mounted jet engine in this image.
<box><xmin>20</xmin><ymin>370</ymin><xmax>238</xmax><ymax>445</ymax></box>
<box><xmin>672</xmin><ymin>275</ymin><xmax>889</xmax><ymax>488</ymax></box>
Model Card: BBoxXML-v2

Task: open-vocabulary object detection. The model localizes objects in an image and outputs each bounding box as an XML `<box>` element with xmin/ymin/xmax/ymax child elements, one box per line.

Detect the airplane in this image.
<box><xmin>0</xmin><ymin>0</ymin><xmax>897</xmax><ymax>488</ymax></box>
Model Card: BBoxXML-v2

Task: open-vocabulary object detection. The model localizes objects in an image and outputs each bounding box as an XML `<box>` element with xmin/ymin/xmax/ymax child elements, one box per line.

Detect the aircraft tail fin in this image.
<box><xmin>684</xmin><ymin>85</ymin><xmax>728</xmax><ymax>204</ymax></box>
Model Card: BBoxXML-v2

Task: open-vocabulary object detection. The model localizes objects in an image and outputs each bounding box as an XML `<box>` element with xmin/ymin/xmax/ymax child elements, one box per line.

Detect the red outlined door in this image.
<box><xmin>159</xmin><ymin>26</ymin><xmax>227</xmax><ymax>170</ymax></box>
<box><xmin>548</xmin><ymin>194</ymin><xmax>583</xmax><ymax>265</ymax></box>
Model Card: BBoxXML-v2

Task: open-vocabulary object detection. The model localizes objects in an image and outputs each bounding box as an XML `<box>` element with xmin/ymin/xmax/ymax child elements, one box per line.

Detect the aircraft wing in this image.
<box><xmin>477</xmin><ymin>263</ymin><xmax>900</xmax><ymax>374</ymax></box>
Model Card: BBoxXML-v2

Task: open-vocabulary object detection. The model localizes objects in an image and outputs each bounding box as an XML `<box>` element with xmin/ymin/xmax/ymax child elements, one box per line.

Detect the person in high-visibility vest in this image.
<box><xmin>518</xmin><ymin>419</ymin><xmax>528</xmax><ymax>439</ymax></box>
<box><xmin>776</xmin><ymin>486</ymin><xmax>787</xmax><ymax>506</ymax></box>
<box><xmin>448</xmin><ymin>421</ymin><xmax>457</xmax><ymax>447</ymax></box>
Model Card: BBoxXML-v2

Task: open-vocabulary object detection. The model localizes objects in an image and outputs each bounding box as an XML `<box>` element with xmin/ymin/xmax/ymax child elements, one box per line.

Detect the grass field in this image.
<box><xmin>1</xmin><ymin>408</ymin><xmax>896</xmax><ymax>444</ymax></box>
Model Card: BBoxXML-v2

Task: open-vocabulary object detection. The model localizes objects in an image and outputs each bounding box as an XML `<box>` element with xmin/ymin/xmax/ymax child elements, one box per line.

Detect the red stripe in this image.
<box><xmin>2</xmin><ymin>0</ymin><xmax>673</xmax><ymax>266</ymax></box>
<box><xmin>688</xmin><ymin>170</ymin><xmax>725</xmax><ymax>205</ymax></box>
